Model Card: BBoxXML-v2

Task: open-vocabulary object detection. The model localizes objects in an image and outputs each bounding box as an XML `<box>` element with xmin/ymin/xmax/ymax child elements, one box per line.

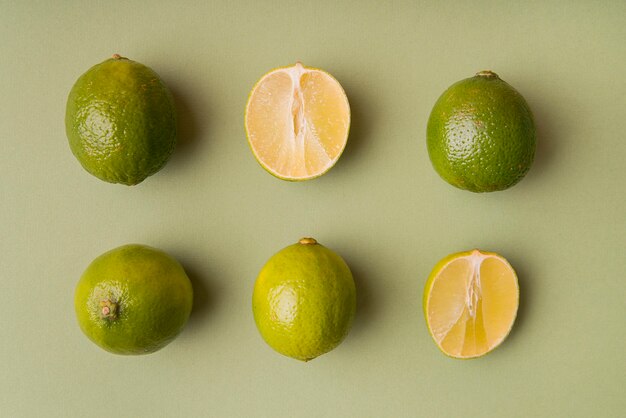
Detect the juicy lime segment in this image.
<box><xmin>423</xmin><ymin>250</ymin><xmax>519</xmax><ymax>359</ymax></box>
<box><xmin>252</xmin><ymin>238</ymin><xmax>356</xmax><ymax>361</ymax></box>
<box><xmin>245</xmin><ymin>63</ymin><xmax>350</xmax><ymax>181</ymax></box>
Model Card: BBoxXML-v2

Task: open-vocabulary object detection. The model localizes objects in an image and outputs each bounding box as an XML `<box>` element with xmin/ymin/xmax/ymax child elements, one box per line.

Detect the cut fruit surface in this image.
<box><xmin>423</xmin><ymin>250</ymin><xmax>519</xmax><ymax>359</ymax></box>
<box><xmin>245</xmin><ymin>62</ymin><xmax>350</xmax><ymax>180</ymax></box>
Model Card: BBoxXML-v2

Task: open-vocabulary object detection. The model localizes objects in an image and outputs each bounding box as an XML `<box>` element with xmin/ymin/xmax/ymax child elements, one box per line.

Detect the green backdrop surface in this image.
<box><xmin>1</xmin><ymin>1</ymin><xmax>624</xmax><ymax>417</ymax></box>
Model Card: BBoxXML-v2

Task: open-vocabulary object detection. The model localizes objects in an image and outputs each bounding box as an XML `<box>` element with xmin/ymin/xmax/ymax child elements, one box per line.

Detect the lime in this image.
<box><xmin>427</xmin><ymin>71</ymin><xmax>536</xmax><ymax>192</ymax></box>
<box><xmin>74</xmin><ymin>244</ymin><xmax>193</xmax><ymax>355</ymax></box>
<box><xmin>423</xmin><ymin>249</ymin><xmax>519</xmax><ymax>359</ymax></box>
<box><xmin>252</xmin><ymin>238</ymin><xmax>356</xmax><ymax>361</ymax></box>
<box><xmin>65</xmin><ymin>54</ymin><xmax>177</xmax><ymax>185</ymax></box>
<box><xmin>245</xmin><ymin>62</ymin><xmax>350</xmax><ymax>181</ymax></box>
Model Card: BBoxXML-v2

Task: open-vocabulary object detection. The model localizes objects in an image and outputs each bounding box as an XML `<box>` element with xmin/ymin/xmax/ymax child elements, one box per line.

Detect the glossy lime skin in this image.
<box><xmin>427</xmin><ymin>72</ymin><xmax>536</xmax><ymax>192</ymax></box>
<box><xmin>252</xmin><ymin>240</ymin><xmax>356</xmax><ymax>361</ymax></box>
<box><xmin>65</xmin><ymin>56</ymin><xmax>176</xmax><ymax>185</ymax></box>
<box><xmin>74</xmin><ymin>244</ymin><xmax>193</xmax><ymax>355</ymax></box>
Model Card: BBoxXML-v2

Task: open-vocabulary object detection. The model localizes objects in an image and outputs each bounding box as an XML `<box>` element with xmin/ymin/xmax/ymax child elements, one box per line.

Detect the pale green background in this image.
<box><xmin>1</xmin><ymin>1</ymin><xmax>624</xmax><ymax>417</ymax></box>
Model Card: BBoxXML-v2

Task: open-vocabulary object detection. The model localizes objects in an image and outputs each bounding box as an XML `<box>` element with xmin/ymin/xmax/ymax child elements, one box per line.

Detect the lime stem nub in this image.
<box><xmin>100</xmin><ymin>300</ymin><xmax>118</xmax><ymax>319</ymax></box>
<box><xmin>299</xmin><ymin>237</ymin><xmax>317</xmax><ymax>245</ymax></box>
<box><xmin>476</xmin><ymin>70</ymin><xmax>499</xmax><ymax>78</ymax></box>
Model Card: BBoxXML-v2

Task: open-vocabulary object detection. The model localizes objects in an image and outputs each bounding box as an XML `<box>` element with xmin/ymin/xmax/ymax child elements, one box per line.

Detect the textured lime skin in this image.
<box><xmin>65</xmin><ymin>56</ymin><xmax>176</xmax><ymax>185</ymax></box>
<box><xmin>427</xmin><ymin>71</ymin><xmax>536</xmax><ymax>192</ymax></box>
<box><xmin>252</xmin><ymin>239</ymin><xmax>356</xmax><ymax>361</ymax></box>
<box><xmin>74</xmin><ymin>244</ymin><xmax>193</xmax><ymax>355</ymax></box>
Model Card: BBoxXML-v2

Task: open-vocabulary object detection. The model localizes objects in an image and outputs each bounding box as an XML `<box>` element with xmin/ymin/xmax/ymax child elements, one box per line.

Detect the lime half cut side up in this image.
<box><xmin>245</xmin><ymin>63</ymin><xmax>351</xmax><ymax>181</ymax></box>
<box><xmin>423</xmin><ymin>249</ymin><xmax>519</xmax><ymax>359</ymax></box>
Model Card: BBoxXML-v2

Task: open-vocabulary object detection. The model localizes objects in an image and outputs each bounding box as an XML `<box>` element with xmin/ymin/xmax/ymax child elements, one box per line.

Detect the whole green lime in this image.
<box><xmin>252</xmin><ymin>238</ymin><xmax>356</xmax><ymax>361</ymax></box>
<box><xmin>65</xmin><ymin>55</ymin><xmax>176</xmax><ymax>185</ymax></box>
<box><xmin>427</xmin><ymin>71</ymin><xmax>536</xmax><ymax>192</ymax></box>
<box><xmin>74</xmin><ymin>244</ymin><xmax>193</xmax><ymax>355</ymax></box>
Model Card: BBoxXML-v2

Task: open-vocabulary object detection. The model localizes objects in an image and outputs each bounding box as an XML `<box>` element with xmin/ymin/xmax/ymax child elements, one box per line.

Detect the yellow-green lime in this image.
<box><xmin>252</xmin><ymin>238</ymin><xmax>356</xmax><ymax>361</ymax></box>
<box><xmin>74</xmin><ymin>244</ymin><xmax>193</xmax><ymax>355</ymax></box>
<box><xmin>65</xmin><ymin>55</ymin><xmax>177</xmax><ymax>185</ymax></box>
<box><xmin>427</xmin><ymin>71</ymin><xmax>536</xmax><ymax>192</ymax></box>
